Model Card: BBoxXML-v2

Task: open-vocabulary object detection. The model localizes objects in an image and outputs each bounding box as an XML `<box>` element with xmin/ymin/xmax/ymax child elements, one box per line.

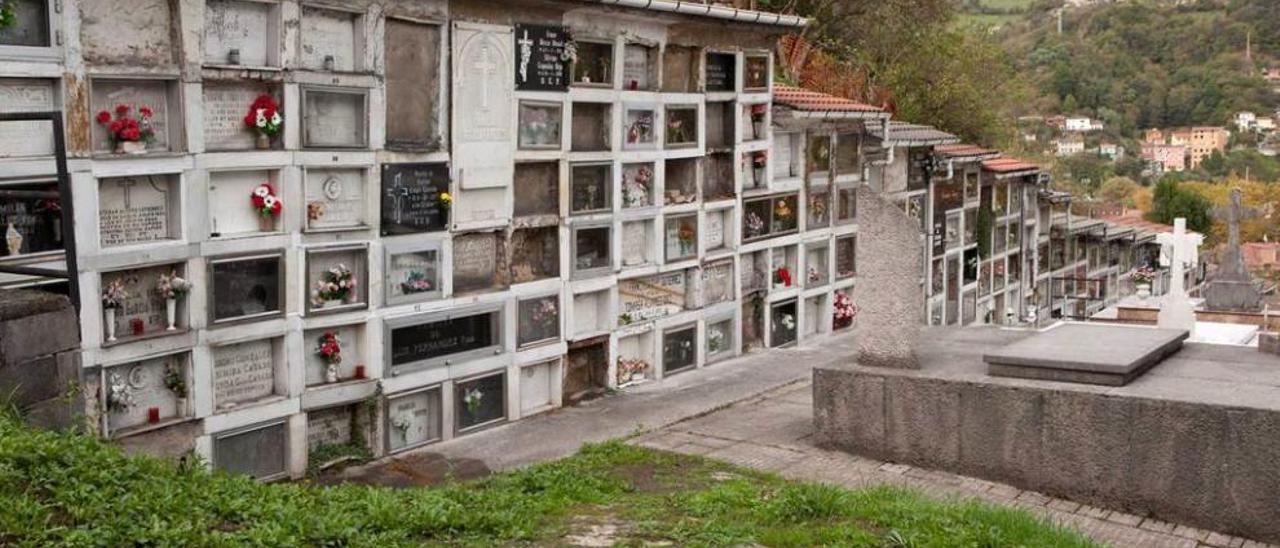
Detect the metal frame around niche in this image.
<box><xmin>382</xmin><ymin>302</ymin><xmax>505</xmax><ymax>377</ymax></box>
<box><xmin>383</xmin><ymin>238</ymin><xmax>445</xmax><ymax>307</ymax></box>
<box><xmin>302</xmin><ymin>242</ymin><xmax>370</xmax><ymax>316</ymax></box>
<box><xmin>384</xmin><ymin>384</ymin><xmax>444</xmax><ymax>455</ymax></box>
<box><xmin>211</xmin><ymin>419</ymin><xmax>291</xmax><ymax>482</ymax></box>
<box><xmin>206</xmin><ymin>250</ymin><xmax>287</xmax><ymax>327</ymax></box>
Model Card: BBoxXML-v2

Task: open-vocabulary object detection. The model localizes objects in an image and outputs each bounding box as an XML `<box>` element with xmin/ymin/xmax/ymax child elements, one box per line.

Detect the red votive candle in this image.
<box><xmin>131</xmin><ymin>318</ymin><xmax>145</xmax><ymax>336</ymax></box>
<box><xmin>147</xmin><ymin>407</ymin><xmax>160</xmax><ymax>424</ymax></box>
<box><xmin>355</xmin><ymin>365</ymin><xmax>366</xmax><ymax>380</ymax></box>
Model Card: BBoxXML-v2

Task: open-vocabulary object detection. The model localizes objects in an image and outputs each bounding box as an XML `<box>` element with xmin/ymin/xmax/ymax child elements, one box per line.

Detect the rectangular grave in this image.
<box><xmin>0</xmin><ymin>0</ymin><xmax>51</xmax><ymax>47</ymax></box>
<box><xmin>662</xmin><ymin>45</ymin><xmax>699</xmax><ymax>93</ymax></box>
<box><xmin>572</xmin><ymin>225</ymin><xmax>611</xmax><ymax>276</ymax></box>
<box><xmin>662</xmin><ymin>324</ymin><xmax>697</xmax><ymax>375</ymax></box>
<box><xmin>203</xmin><ymin>83</ymin><xmax>278</xmax><ymax>151</ymax></box>
<box><xmin>565</xmin><ymin>338</ymin><xmax>607</xmax><ymax>403</ymax></box>
<box><xmin>664</xmin><ymin>214</ymin><xmax>697</xmax><ymax>263</ymax></box>
<box><xmin>302</xmin><ymin>87</ymin><xmax>367</xmax><ymax>148</ymax></box>
<box><xmin>381</xmin><ymin>163</ymin><xmax>449</xmax><ymax>235</ymax></box>
<box><xmin>622</xmin><ymin>105</ymin><xmax>657</xmax><ymax>150</ymax></box>
<box><xmin>388</xmin><ymin>308</ymin><xmax>502</xmax><ymax>372</ymax></box>
<box><xmin>703</xmin><ymin>209</ymin><xmax>728</xmax><ymax>252</ymax></box>
<box><xmin>209</xmin><ymin>170</ymin><xmax>278</xmax><ymax>236</ymax></box>
<box><xmin>386</xmin><ymin>387</ymin><xmax>442</xmax><ymax>452</ymax></box>
<box><xmin>510</xmin><ymin>226</ymin><xmax>559</xmax><ymax>283</ymax></box>
<box><xmin>304</xmin><ymin>324</ymin><xmax>362</xmax><ymax>386</ymax></box>
<box><xmin>704</xmin><ymin>52</ymin><xmax>735</xmax><ymax>92</ymax></box>
<box><xmin>743</xmin><ymin>54</ymin><xmax>769</xmax><ymax>90</ymax></box>
<box><xmin>705</xmin><ymin>101</ymin><xmax>734</xmax><ymax>149</ymax></box>
<box><xmin>453</xmin><ymin>231</ymin><xmax>506</xmax><ymax>294</ymax></box>
<box><xmin>101</xmin><ymin>263</ymin><xmax>187</xmax><ymax>341</ymax></box>
<box><xmin>98</xmin><ymin>175</ymin><xmax>176</xmax><ymax>248</ymax></box>
<box><xmin>103</xmin><ymin>353</ymin><xmax>186</xmax><ymax>433</ymax></box>
<box><xmin>456</xmin><ymin>372</ymin><xmax>506</xmax><ymax>432</ymax></box>
<box><xmin>665</xmin><ymin>105</ymin><xmax>698</xmax><ymax>149</ymax></box>
<box><xmin>702</xmin><ymin>260</ymin><xmax>734</xmax><ymax>306</ymax></box>
<box><xmin>204</xmin><ymin>0</ymin><xmax>277</xmax><ymax>67</ymax></box>
<box><xmin>809</xmin><ymin>134</ymin><xmax>832</xmax><ymax>176</ymax></box>
<box><xmin>770</xmin><ymin>299</ymin><xmax>798</xmax><ymax>347</ymax></box>
<box><xmin>620</xmin><ymin>220</ymin><xmax>653</xmax><ymax>267</ymax></box>
<box><xmin>706</xmin><ymin>316</ymin><xmax>734</xmax><ymax>362</ymax></box>
<box><xmin>213</xmin><ymin>421</ymin><xmax>287</xmax><ymax>480</ymax></box>
<box><xmin>702</xmin><ymin>153</ymin><xmax>735</xmax><ymax>200</ymax></box>
<box><xmin>385</xmin><ymin>19</ymin><xmax>441</xmax><ymax>148</ymax></box>
<box><xmin>570</xmin><ymin>102</ymin><xmax>610</xmax><ymax>152</ymax></box>
<box><xmin>385</xmin><ymin>242</ymin><xmax>441</xmax><ymax>305</ymax></box>
<box><xmin>664</xmin><ymin>158</ymin><xmax>698</xmax><ymax>205</ymax></box>
<box><xmin>570</xmin><ymin>162</ymin><xmax>610</xmax><ymax>215</ymax></box>
<box><xmin>775</xmin><ymin>133</ymin><xmax>801</xmax><ymax>179</ymax></box>
<box><xmin>0</xmin><ymin>181</ymin><xmax>61</xmax><ymax>257</ymax></box>
<box><xmin>514</xmin><ymin>162</ymin><xmax>559</xmax><ymax>218</ymax></box>
<box><xmin>517</xmin><ymin>295</ymin><xmax>560</xmax><ymax>348</ymax></box>
<box><xmin>618</xmin><ymin>271</ymin><xmax>689</xmax><ymax>323</ymax></box>
<box><xmin>806</xmin><ymin>243</ymin><xmax>830</xmax><ymax>286</ymax></box>
<box><xmin>0</xmin><ymin>78</ymin><xmax>57</xmax><ymax>158</ymax></box>
<box><xmin>620</xmin><ymin>163</ymin><xmax>655</xmax><ymax>209</ymax></box>
<box><xmin>573</xmin><ymin>289</ymin><xmax>610</xmax><ymax>334</ymax></box>
<box><xmin>80</xmin><ymin>0</ymin><xmax>174</xmax><ymax>66</ymax></box>
<box><xmin>622</xmin><ymin>43</ymin><xmax>656</xmax><ymax>91</ymax></box>
<box><xmin>453</xmin><ymin>23</ymin><xmax>514</xmax><ymax>190</ymax></box>
<box><xmin>515</xmin><ymin>24</ymin><xmax>570</xmax><ymax>91</ymax></box>
<box><xmin>91</xmin><ymin>79</ymin><xmax>176</xmax><ymax>153</ymax></box>
<box><xmin>300</xmin><ymin>6</ymin><xmax>360</xmax><ymax>71</ymax></box>
<box><xmin>209</xmin><ymin>253</ymin><xmax>284</xmax><ymax>324</ymax></box>
<box><xmin>572</xmin><ymin>40</ymin><xmax>613</xmax><ymax>86</ymax></box>
<box><xmin>808</xmin><ymin>189</ymin><xmax>831</xmax><ymax>229</ymax></box>
<box><xmin>520</xmin><ymin>360</ymin><xmax>557</xmax><ymax>414</ymax></box>
<box><xmin>836</xmin><ymin>132</ymin><xmax>860</xmax><ymax>175</ymax></box>
<box><xmin>985</xmin><ymin>324</ymin><xmax>1189</xmax><ymax>386</ymax></box>
<box><xmin>518</xmin><ymin>101</ymin><xmax>562</xmax><ymax>150</ymax></box>
<box><xmin>306</xmin><ymin>404</ymin><xmax>361</xmax><ymax>452</ymax></box>
<box><xmin>212</xmin><ymin>338</ymin><xmax>278</xmax><ymax>409</ymax></box>
<box><xmin>305</xmin><ymin>167</ymin><xmax>367</xmax><ymax>231</ymax></box>
<box><xmin>741</xmin><ymin>250</ymin><xmax>768</xmax><ymax>293</ymax></box>
<box><xmin>305</xmin><ymin>245</ymin><xmax>368</xmax><ymax>315</ymax></box>
<box><xmin>804</xmin><ymin>295</ymin><xmax>825</xmax><ymax>337</ymax></box>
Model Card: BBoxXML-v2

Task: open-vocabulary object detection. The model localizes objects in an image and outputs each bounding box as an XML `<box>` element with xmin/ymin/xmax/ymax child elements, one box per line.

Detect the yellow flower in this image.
<box><xmin>439</xmin><ymin>192</ymin><xmax>453</xmax><ymax>205</ymax></box>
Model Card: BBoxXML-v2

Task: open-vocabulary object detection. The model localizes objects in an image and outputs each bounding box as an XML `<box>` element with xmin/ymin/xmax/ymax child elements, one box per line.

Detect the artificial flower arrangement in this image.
<box><xmin>96</xmin><ymin>104</ymin><xmax>156</xmax><ymax>154</ymax></box>
<box><xmin>616</xmin><ymin>357</ymin><xmax>650</xmax><ymax>385</ymax></box>
<box><xmin>102</xmin><ymin>278</ymin><xmax>128</xmax><ymax>309</ymax></box>
<box><xmin>530</xmin><ymin>298</ymin><xmax>558</xmax><ymax>326</ymax></box>
<box><xmin>164</xmin><ymin>361</ymin><xmax>187</xmax><ymax>400</ymax></box>
<box><xmin>251</xmin><ymin>183</ymin><xmax>283</xmax><ymax>220</ymax></box>
<box><xmin>745</xmin><ymin>210</ymin><xmax>766</xmax><ymax>238</ymax></box>
<box><xmin>244</xmin><ymin>94</ymin><xmax>283</xmax><ymax>149</ymax></box>
<box><xmin>463</xmin><ymin>387</ymin><xmax>484</xmax><ymax>414</ymax></box>
<box><xmin>1132</xmin><ymin>265</ymin><xmax>1157</xmax><ymax>286</ymax></box>
<box><xmin>311</xmin><ymin>264</ymin><xmax>357</xmax><ymax>308</ymax></box>
<box><xmin>317</xmin><ymin>331</ymin><xmax>342</xmax><ymax>383</ymax></box>
<box><xmin>750</xmin><ymin>103</ymin><xmax>769</xmax><ymax>124</ymax></box>
<box><xmin>400</xmin><ymin>270</ymin><xmax>433</xmax><ymax>294</ymax></box>
<box><xmin>833</xmin><ymin>291</ymin><xmax>858</xmax><ymax>329</ymax></box>
<box><xmin>807</xmin><ymin>266</ymin><xmax>822</xmax><ymax>284</ymax></box>
<box><xmin>773</xmin><ymin>266</ymin><xmax>793</xmax><ymax>288</ymax></box>
<box><xmin>622</xmin><ymin>166</ymin><xmax>653</xmax><ymax>208</ymax></box>
<box><xmin>773</xmin><ymin>197</ymin><xmax>795</xmax><ymax>232</ymax></box>
<box><xmin>106</xmin><ymin>372</ymin><xmax>136</xmax><ymax>412</ymax></box>
<box><xmin>677</xmin><ymin>222</ymin><xmax>696</xmax><ymax>254</ymax></box>
<box><xmin>155</xmin><ymin>271</ymin><xmax>191</xmax><ymax>300</ymax></box>
<box><xmin>438</xmin><ymin>191</ymin><xmax>452</xmax><ymax>211</ymax></box>
<box><xmin>707</xmin><ymin>328</ymin><xmax>726</xmax><ymax>353</ymax></box>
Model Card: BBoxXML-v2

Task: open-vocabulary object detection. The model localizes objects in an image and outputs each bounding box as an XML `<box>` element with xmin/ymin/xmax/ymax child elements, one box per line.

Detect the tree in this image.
<box><xmin>1099</xmin><ymin>176</ymin><xmax>1139</xmax><ymax>206</ymax></box>
<box><xmin>1148</xmin><ymin>179</ymin><xmax>1213</xmax><ymax>235</ymax></box>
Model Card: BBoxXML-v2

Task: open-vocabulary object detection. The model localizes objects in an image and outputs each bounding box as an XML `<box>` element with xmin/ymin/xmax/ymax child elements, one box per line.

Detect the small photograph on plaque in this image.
<box><xmin>102</xmin><ymin>353</ymin><xmax>189</xmax><ymax>435</ymax></box>
<box><xmin>456</xmin><ymin>372</ymin><xmax>506</xmax><ymax>433</ymax></box>
<box><xmin>384</xmin><ymin>241</ymin><xmax>442</xmax><ymax>306</ymax></box>
<box><xmin>517</xmin><ymin>295</ymin><xmax>560</xmax><ymax>348</ymax></box>
<box><xmin>571</xmin><ymin>40</ymin><xmax>613</xmax><ymax>86</ymax></box>
<box><xmin>572</xmin><ymin>225</ymin><xmax>611</xmax><ymax>277</ymax></box>
<box><xmin>305</xmin><ymin>167</ymin><xmax>368</xmax><ymax>231</ymax></box>
<box><xmin>387</xmin><ymin>308</ymin><xmax>502</xmax><ymax>374</ymax></box>
<box><xmin>620</xmin><ymin>163</ymin><xmax>654</xmax><ymax>209</ymax></box>
<box><xmin>622</xmin><ymin>43</ymin><xmax>656</xmax><ymax>91</ymax></box>
<box><xmin>209</xmin><ymin>252</ymin><xmax>284</xmax><ymax>324</ymax></box>
<box><xmin>305</xmin><ymin>244</ymin><xmax>369</xmax><ymax>315</ymax></box>
<box><xmin>97</xmin><ymin>175</ymin><xmax>177</xmax><ymax>248</ymax></box>
<box><xmin>0</xmin><ymin>181</ymin><xmax>62</xmax><ymax>257</ymax></box>
<box><xmin>302</xmin><ymin>87</ymin><xmax>368</xmax><ymax>148</ymax></box>
<box><xmin>514</xmin><ymin>162</ymin><xmax>559</xmax><ymax>219</ymax></box>
<box><xmin>213</xmin><ymin>421</ymin><xmax>288</xmax><ymax>480</ymax></box>
<box><xmin>665</xmin><ymin>105</ymin><xmax>698</xmax><ymax>149</ymax></box>
<box><xmin>380</xmin><ymin>163</ymin><xmax>449</xmax><ymax>235</ymax></box>
<box><xmin>212</xmin><ymin>337</ymin><xmax>282</xmax><ymax>410</ymax></box>
<box><xmin>387</xmin><ymin>387</ymin><xmax>443</xmax><ymax>453</ymax></box>
<box><xmin>622</xmin><ymin>106</ymin><xmax>657</xmax><ymax>150</ymax></box>
<box><xmin>770</xmin><ymin>298</ymin><xmax>798</xmax><ymax>348</ymax></box>
<box><xmin>704</xmin><ymin>52</ymin><xmax>736</xmax><ymax>93</ymax></box>
<box><xmin>452</xmin><ymin>231</ymin><xmax>507</xmax><ymax>295</ymax></box>
<box><xmin>510</xmin><ymin>227</ymin><xmax>560</xmax><ymax>284</ymax></box>
<box><xmin>518</xmin><ymin>101</ymin><xmax>562</xmax><ymax>150</ymax></box>
<box><xmin>705</xmin><ymin>316</ymin><xmax>734</xmax><ymax>363</ymax></box>
<box><xmin>744</xmin><ymin>54</ymin><xmax>769</xmax><ymax>90</ymax></box>
<box><xmin>570</xmin><ymin>162</ymin><xmax>611</xmax><ymax>215</ymax></box>
<box><xmin>571</xmin><ymin>102</ymin><xmax>611</xmax><ymax>152</ymax></box>
<box><xmin>662</xmin><ymin>324</ymin><xmax>697</xmax><ymax>376</ymax></box>
<box><xmin>664</xmin><ymin>214</ymin><xmax>697</xmax><ymax>263</ymax></box>
<box><xmin>664</xmin><ymin>158</ymin><xmax>698</xmax><ymax>205</ymax></box>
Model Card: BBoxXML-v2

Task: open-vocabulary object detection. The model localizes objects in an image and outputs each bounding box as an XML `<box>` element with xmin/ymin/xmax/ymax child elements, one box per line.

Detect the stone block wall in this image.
<box><xmin>0</xmin><ymin>290</ymin><xmax>83</xmax><ymax>430</ymax></box>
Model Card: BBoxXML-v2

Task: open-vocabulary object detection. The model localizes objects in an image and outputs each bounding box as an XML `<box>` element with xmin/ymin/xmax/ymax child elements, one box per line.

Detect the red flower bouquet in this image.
<box><xmin>317</xmin><ymin>331</ymin><xmax>343</xmax><ymax>364</ymax></box>
<box><xmin>250</xmin><ymin>183</ymin><xmax>282</xmax><ymax>218</ymax></box>
<box><xmin>773</xmin><ymin>266</ymin><xmax>792</xmax><ymax>287</ymax></box>
<box><xmin>244</xmin><ymin>95</ymin><xmax>283</xmax><ymax>136</ymax></box>
<box><xmin>96</xmin><ymin>103</ymin><xmax>156</xmax><ymax>154</ymax></box>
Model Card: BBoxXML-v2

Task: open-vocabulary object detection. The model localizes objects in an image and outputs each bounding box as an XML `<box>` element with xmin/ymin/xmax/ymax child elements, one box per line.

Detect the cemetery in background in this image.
<box><xmin>0</xmin><ymin>0</ymin><xmax>1194</xmax><ymax>479</ymax></box>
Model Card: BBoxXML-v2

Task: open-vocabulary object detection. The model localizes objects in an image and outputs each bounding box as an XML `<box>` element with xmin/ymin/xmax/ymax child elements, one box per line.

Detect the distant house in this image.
<box><xmin>1188</xmin><ymin>126</ymin><xmax>1229</xmax><ymax>169</ymax></box>
<box><xmin>1141</xmin><ymin>143</ymin><xmax>1187</xmax><ymax>173</ymax></box>
<box><xmin>1169</xmin><ymin>129</ymin><xmax>1193</xmax><ymax>147</ymax></box>
<box><xmin>1242</xmin><ymin>242</ymin><xmax>1280</xmax><ymax>275</ymax></box>
<box><xmin>1064</xmin><ymin>117</ymin><xmax>1102</xmax><ymax>132</ymax></box>
<box><xmin>1235</xmin><ymin>112</ymin><xmax>1258</xmax><ymax>132</ymax></box>
<box><xmin>1054</xmin><ymin>136</ymin><xmax>1086</xmax><ymax>156</ymax></box>
<box><xmin>1264</xmin><ymin>68</ymin><xmax>1280</xmax><ymax>93</ymax></box>
<box><xmin>1045</xmin><ymin>115</ymin><xmax>1067</xmax><ymax>130</ymax></box>
<box><xmin>1142</xmin><ymin>128</ymin><xmax>1165</xmax><ymax>144</ymax></box>
<box><xmin>1098</xmin><ymin>142</ymin><xmax>1121</xmax><ymax>160</ymax></box>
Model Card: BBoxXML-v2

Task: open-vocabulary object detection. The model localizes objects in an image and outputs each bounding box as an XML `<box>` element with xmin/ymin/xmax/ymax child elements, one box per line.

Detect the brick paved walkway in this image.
<box><xmin>631</xmin><ymin>382</ymin><xmax>1276</xmax><ymax>548</ymax></box>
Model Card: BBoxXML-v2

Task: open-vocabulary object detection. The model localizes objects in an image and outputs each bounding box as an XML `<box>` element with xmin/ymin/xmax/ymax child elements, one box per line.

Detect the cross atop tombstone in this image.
<box><xmin>1203</xmin><ymin>188</ymin><xmax>1264</xmax><ymax>311</ymax></box>
<box><xmin>1156</xmin><ymin>218</ymin><xmax>1199</xmax><ymax>335</ymax></box>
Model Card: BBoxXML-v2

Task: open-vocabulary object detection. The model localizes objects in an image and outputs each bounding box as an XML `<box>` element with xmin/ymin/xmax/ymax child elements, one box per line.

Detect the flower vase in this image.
<box><xmin>104</xmin><ymin>307</ymin><xmax>117</xmax><ymax>342</ymax></box>
<box><xmin>116</xmin><ymin>141</ymin><xmax>146</xmax><ymax>155</ymax></box>
<box><xmin>323</xmin><ymin>299</ymin><xmax>343</xmax><ymax>309</ymax></box>
<box><xmin>175</xmin><ymin>397</ymin><xmax>187</xmax><ymax>414</ymax></box>
<box><xmin>1136</xmin><ymin>283</ymin><xmax>1152</xmax><ymax>301</ymax></box>
<box><xmin>753</xmin><ymin>166</ymin><xmax>766</xmax><ymax>185</ymax></box>
<box><xmin>165</xmin><ymin>297</ymin><xmax>177</xmax><ymax>331</ymax></box>
<box><xmin>259</xmin><ymin>215</ymin><xmax>275</xmax><ymax>232</ymax></box>
<box><xmin>325</xmin><ymin>363</ymin><xmax>339</xmax><ymax>384</ymax></box>
<box><xmin>255</xmin><ymin>133</ymin><xmax>270</xmax><ymax>150</ymax></box>
<box><xmin>751</xmin><ymin>120</ymin><xmax>764</xmax><ymax>140</ymax></box>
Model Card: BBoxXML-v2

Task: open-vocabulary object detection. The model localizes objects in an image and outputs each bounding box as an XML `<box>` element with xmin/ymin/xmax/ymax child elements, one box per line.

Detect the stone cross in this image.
<box><xmin>1203</xmin><ymin>189</ymin><xmax>1263</xmax><ymax>311</ymax></box>
<box><xmin>1156</xmin><ymin>218</ymin><xmax>1198</xmax><ymax>335</ymax></box>
<box><xmin>474</xmin><ymin>43</ymin><xmax>499</xmax><ymax>111</ymax></box>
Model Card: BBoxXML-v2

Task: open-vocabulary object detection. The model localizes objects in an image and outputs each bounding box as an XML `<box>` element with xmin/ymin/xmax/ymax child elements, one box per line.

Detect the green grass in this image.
<box><xmin>0</xmin><ymin>415</ymin><xmax>1098</xmax><ymax>546</ymax></box>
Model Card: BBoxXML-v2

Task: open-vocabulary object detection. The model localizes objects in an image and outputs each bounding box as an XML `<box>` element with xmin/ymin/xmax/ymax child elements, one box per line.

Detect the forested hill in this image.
<box><xmin>992</xmin><ymin>0</ymin><xmax>1279</xmax><ymax>136</ymax></box>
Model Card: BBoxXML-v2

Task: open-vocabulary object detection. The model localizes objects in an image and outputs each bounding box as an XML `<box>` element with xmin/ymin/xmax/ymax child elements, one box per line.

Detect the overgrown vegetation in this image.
<box><xmin>0</xmin><ymin>415</ymin><xmax>1097</xmax><ymax>546</ymax></box>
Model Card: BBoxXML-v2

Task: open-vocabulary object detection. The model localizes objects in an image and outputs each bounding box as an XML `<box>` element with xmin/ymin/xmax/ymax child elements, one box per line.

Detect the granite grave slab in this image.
<box><xmin>984</xmin><ymin>323</ymin><xmax>1189</xmax><ymax>386</ymax></box>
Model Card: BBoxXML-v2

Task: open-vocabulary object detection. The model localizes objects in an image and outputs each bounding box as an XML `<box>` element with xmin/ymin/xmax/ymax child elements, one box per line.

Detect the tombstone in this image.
<box><xmin>386</xmin><ymin>387</ymin><xmax>443</xmax><ymax>452</ymax></box>
<box><xmin>387</xmin><ymin>309</ymin><xmax>501</xmax><ymax>374</ymax></box>
<box><xmin>304</xmin><ymin>245</ymin><xmax>368</xmax><ymax>315</ymax></box>
<box><xmin>851</xmin><ymin>185</ymin><xmax>922</xmax><ymax>368</ymax></box>
<box><xmin>302</xmin><ymin>88</ymin><xmax>367</xmax><ymax>148</ymax></box>
<box><xmin>517</xmin><ymin>101</ymin><xmax>562</xmax><ymax>150</ymax></box>
<box><xmin>380</xmin><ymin>163</ymin><xmax>449</xmax><ymax>235</ymax></box>
<box><xmin>0</xmin><ymin>78</ymin><xmax>57</xmax><ymax>158</ymax></box>
<box><xmin>385</xmin><ymin>19</ymin><xmax>442</xmax><ymax>148</ymax></box>
<box><xmin>212</xmin><ymin>421</ymin><xmax>287</xmax><ymax>479</ymax></box>
<box><xmin>622</xmin><ymin>43</ymin><xmax>656</xmax><ymax>91</ymax></box>
<box><xmin>621</xmin><ymin>221</ymin><xmax>652</xmax><ymax>267</ymax></box>
<box><xmin>0</xmin><ymin>0</ymin><xmax>51</xmax><ymax>47</ymax></box>
<box><xmin>455</xmin><ymin>372</ymin><xmax>506</xmax><ymax>432</ymax></box>
<box><xmin>704</xmin><ymin>52</ymin><xmax>735</xmax><ymax>92</ymax></box>
<box><xmin>305</xmin><ymin>168</ymin><xmax>367</xmax><ymax>230</ymax></box>
<box><xmin>208</xmin><ymin>253</ymin><xmax>284</xmax><ymax>324</ymax></box>
<box><xmin>618</xmin><ymin>271</ymin><xmax>689</xmax><ymax>323</ymax></box>
<box><xmin>306</xmin><ymin>404</ymin><xmax>358</xmax><ymax>451</ymax></box>
<box><xmin>209</xmin><ymin>170</ymin><xmax>276</xmax><ymax>236</ymax></box>
<box><xmin>514</xmin><ymin>25</ymin><xmax>570</xmax><ymax>91</ymax></box>
<box><xmin>662</xmin><ymin>324</ymin><xmax>698</xmax><ymax>374</ymax></box>
<box><xmin>514</xmin><ymin>162</ymin><xmax>560</xmax><ymax>218</ymax></box>
<box><xmin>701</xmin><ymin>260</ymin><xmax>734</xmax><ymax>306</ymax></box>
<box><xmin>453</xmin><ymin>22</ymin><xmax>515</xmax><ymax>189</ymax></box>
<box><xmin>300</xmin><ymin>6</ymin><xmax>359</xmax><ymax>71</ymax></box>
<box><xmin>510</xmin><ymin>227</ymin><xmax>559</xmax><ymax>283</ymax></box>
<box><xmin>79</xmin><ymin>0</ymin><xmax>175</xmax><ymax>66</ymax></box>
<box><xmin>452</xmin><ymin>231</ymin><xmax>505</xmax><ymax>294</ymax></box>
<box><xmin>204</xmin><ymin>0</ymin><xmax>276</xmax><ymax>67</ymax></box>
<box><xmin>1156</xmin><ymin>218</ymin><xmax>1199</xmax><ymax>336</ymax></box>
<box><xmin>704</xmin><ymin>209</ymin><xmax>727</xmax><ymax>252</ymax></box>
<box><xmin>573</xmin><ymin>289</ymin><xmax>610</xmax><ymax>334</ymax></box>
<box><xmin>203</xmin><ymin>83</ymin><xmax>276</xmax><ymax>151</ymax></box>
<box><xmin>519</xmin><ymin>360</ymin><xmax>557</xmax><ymax>415</ymax></box>
<box><xmin>101</xmin><ymin>264</ymin><xmax>187</xmax><ymax>341</ymax></box>
<box><xmin>1203</xmin><ymin>189</ymin><xmax>1263</xmax><ymax>312</ymax></box>
<box><xmin>384</xmin><ymin>242</ymin><xmax>442</xmax><ymax>305</ymax></box>
<box><xmin>98</xmin><ymin>175</ymin><xmax>174</xmax><ymax>248</ymax></box>
<box><xmin>91</xmin><ymin>79</ymin><xmax>172</xmax><ymax>152</ymax></box>
<box><xmin>103</xmin><ymin>354</ymin><xmax>186</xmax><ymax>433</ymax></box>
<box><xmin>212</xmin><ymin>339</ymin><xmax>278</xmax><ymax>408</ymax></box>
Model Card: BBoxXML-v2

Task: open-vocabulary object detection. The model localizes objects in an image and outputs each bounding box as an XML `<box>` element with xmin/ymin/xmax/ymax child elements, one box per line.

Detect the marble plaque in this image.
<box><xmin>386</xmin><ymin>247</ymin><xmax>440</xmax><ymax>304</ymax></box>
<box><xmin>304</xmin><ymin>324</ymin><xmax>362</xmax><ymax>386</ymax></box>
<box><xmin>0</xmin><ymin>78</ymin><xmax>56</xmax><ymax>158</ymax></box>
<box><xmin>203</xmin><ymin>84</ymin><xmax>275</xmax><ymax>151</ymax></box>
<box><xmin>0</xmin><ymin>0</ymin><xmax>51</xmax><ymax>47</ymax></box>
<box><xmin>573</xmin><ymin>290</ymin><xmax>608</xmax><ymax>334</ymax></box>
<box><xmin>307</xmin><ymin>405</ymin><xmax>356</xmax><ymax>450</ymax></box>
<box><xmin>702</xmin><ymin>260</ymin><xmax>734</xmax><ymax>306</ymax></box>
<box><xmin>619</xmin><ymin>272</ymin><xmax>687</xmax><ymax>322</ymax></box>
<box><xmin>214</xmin><ymin>422</ymin><xmax>286</xmax><ymax>479</ymax></box>
<box><xmin>209</xmin><ymin>170</ymin><xmax>273</xmax><ymax>236</ymax></box>
<box><xmin>80</xmin><ymin>0</ymin><xmax>174</xmax><ymax>66</ymax></box>
<box><xmin>102</xmin><ymin>264</ymin><xmax>183</xmax><ymax>339</ymax></box>
<box><xmin>387</xmin><ymin>388</ymin><xmax>442</xmax><ymax>451</ymax></box>
<box><xmin>213</xmin><ymin>339</ymin><xmax>276</xmax><ymax>408</ymax></box>
<box><xmin>385</xmin><ymin>19</ymin><xmax>442</xmax><ymax>147</ymax></box>
<box><xmin>204</xmin><ymin>0</ymin><xmax>273</xmax><ymax>66</ymax></box>
<box><xmin>704</xmin><ymin>210</ymin><xmax>727</xmax><ymax>251</ymax></box>
<box><xmin>303</xmin><ymin>88</ymin><xmax>366</xmax><ymax>148</ymax></box>
<box><xmin>520</xmin><ymin>361</ymin><xmax>556</xmax><ymax>414</ymax></box>
<box><xmin>453</xmin><ymin>232</ymin><xmax>503</xmax><ymax>293</ymax></box>
<box><xmin>104</xmin><ymin>355</ymin><xmax>183</xmax><ymax>432</ymax></box>
<box><xmin>389</xmin><ymin>311</ymin><xmax>498</xmax><ymax>367</ymax></box>
<box><xmin>453</xmin><ymin>23</ymin><xmax>515</xmax><ymax>189</ymax></box>
<box><xmin>510</xmin><ymin>227</ymin><xmax>559</xmax><ymax>283</ymax></box>
<box><xmin>91</xmin><ymin>79</ymin><xmax>171</xmax><ymax>152</ymax></box>
<box><xmin>621</xmin><ymin>221</ymin><xmax>650</xmax><ymax>267</ymax></box>
<box><xmin>381</xmin><ymin>163</ymin><xmax>449</xmax><ymax>235</ymax></box>
<box><xmin>305</xmin><ymin>168</ymin><xmax>366</xmax><ymax>230</ymax></box>
<box><xmin>622</xmin><ymin>44</ymin><xmax>653</xmax><ymax>90</ymax></box>
<box><xmin>301</xmin><ymin>6</ymin><xmax>358</xmax><ymax>71</ymax></box>
<box><xmin>514</xmin><ymin>25</ymin><xmax>570</xmax><ymax>91</ymax></box>
<box><xmin>98</xmin><ymin>175</ymin><xmax>172</xmax><ymax>248</ymax></box>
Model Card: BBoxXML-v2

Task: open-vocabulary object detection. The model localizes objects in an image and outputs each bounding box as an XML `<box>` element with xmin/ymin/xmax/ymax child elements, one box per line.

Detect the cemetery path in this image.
<box><xmin>632</xmin><ymin>382</ymin><xmax>1277</xmax><ymax>548</ymax></box>
<box><xmin>325</xmin><ymin>330</ymin><xmax>858</xmax><ymax>487</ymax></box>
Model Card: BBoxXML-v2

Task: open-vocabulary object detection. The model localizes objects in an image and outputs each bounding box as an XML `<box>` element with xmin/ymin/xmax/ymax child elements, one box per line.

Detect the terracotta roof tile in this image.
<box><xmin>937</xmin><ymin>143</ymin><xmax>1000</xmax><ymax>160</ymax></box>
<box><xmin>772</xmin><ymin>84</ymin><xmax>883</xmax><ymax>114</ymax></box>
<box><xmin>981</xmin><ymin>157</ymin><xmax>1040</xmax><ymax>173</ymax></box>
